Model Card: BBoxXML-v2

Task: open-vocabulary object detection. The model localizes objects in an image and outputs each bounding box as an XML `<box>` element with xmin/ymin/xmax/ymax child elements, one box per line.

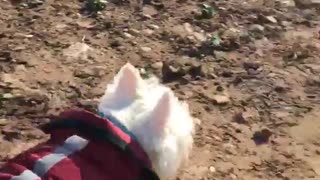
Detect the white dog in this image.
<box><xmin>98</xmin><ymin>63</ymin><xmax>195</xmax><ymax>179</ymax></box>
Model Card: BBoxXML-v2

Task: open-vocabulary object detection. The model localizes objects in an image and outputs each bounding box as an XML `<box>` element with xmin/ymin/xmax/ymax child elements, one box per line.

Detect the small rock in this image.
<box><xmin>230</xmin><ymin>173</ymin><xmax>237</xmax><ymax>179</ymax></box>
<box><xmin>110</xmin><ymin>39</ymin><xmax>122</xmax><ymax>48</ymax></box>
<box><xmin>2</xmin><ymin>93</ymin><xmax>14</xmax><ymax>99</ymax></box>
<box><xmin>142</xmin><ymin>6</ymin><xmax>158</xmax><ymax>17</ymax></box>
<box><xmin>221</xmin><ymin>70</ymin><xmax>233</xmax><ymax>77</ymax></box>
<box><xmin>162</xmin><ymin>62</ymin><xmax>185</xmax><ymax>82</ymax></box>
<box><xmin>15</xmin><ymin>65</ymin><xmax>26</xmax><ymax>71</ymax></box>
<box><xmin>249</xmin><ymin>24</ymin><xmax>265</xmax><ymax>39</ymax></box>
<box><xmin>151</xmin><ymin>62</ymin><xmax>163</xmax><ymax>69</ymax></box>
<box><xmin>295</xmin><ymin>0</ymin><xmax>320</xmax><ymax>7</ymax></box>
<box><xmin>140</xmin><ymin>68</ymin><xmax>147</xmax><ymax>75</ymax></box>
<box><xmin>215</xmin><ymin>162</ymin><xmax>235</xmax><ymax>173</ymax></box>
<box><xmin>183</xmin><ymin>23</ymin><xmax>193</xmax><ymax>33</ymax></box>
<box><xmin>0</xmin><ymin>119</ymin><xmax>8</xmax><ymax>125</ymax></box>
<box><xmin>0</xmin><ymin>51</ymin><xmax>12</xmax><ymax>62</ymax></box>
<box><xmin>142</xmin><ymin>14</ymin><xmax>152</xmax><ymax>19</ymax></box>
<box><xmin>63</xmin><ymin>42</ymin><xmax>91</xmax><ymax>59</ymax></box>
<box><xmin>2</xmin><ymin>127</ymin><xmax>20</xmax><ymax>141</ymax></box>
<box><xmin>214</xmin><ymin>51</ymin><xmax>227</xmax><ymax>60</ymax></box>
<box><xmin>233</xmin><ymin>112</ymin><xmax>248</xmax><ymax>124</ymax></box>
<box><xmin>74</xmin><ymin>69</ymin><xmax>95</xmax><ymax>79</ymax></box>
<box><xmin>247</xmin><ymin>68</ymin><xmax>259</xmax><ymax>75</ymax></box>
<box><xmin>216</xmin><ymin>85</ymin><xmax>224</xmax><ymax>92</ymax></box>
<box><xmin>252</xmin><ymin>128</ymin><xmax>272</xmax><ymax>145</ymax></box>
<box><xmin>240</xmin><ymin>31</ymin><xmax>253</xmax><ymax>43</ymax></box>
<box><xmin>209</xmin><ymin>166</ymin><xmax>216</xmax><ymax>173</ymax></box>
<box><xmin>311</xmin><ymin>0</ymin><xmax>320</xmax><ymax>4</ymax></box>
<box><xmin>147</xmin><ymin>24</ymin><xmax>160</xmax><ymax>30</ymax></box>
<box><xmin>274</xmin><ymin>85</ymin><xmax>287</xmax><ymax>93</ymax></box>
<box><xmin>2</xmin><ymin>74</ymin><xmax>18</xmax><ymax>84</ymax></box>
<box><xmin>193</xmin><ymin>32</ymin><xmax>207</xmax><ymax>42</ymax></box>
<box><xmin>140</xmin><ymin>46</ymin><xmax>152</xmax><ymax>52</ymax></box>
<box><xmin>281</xmin><ymin>21</ymin><xmax>292</xmax><ymax>27</ymax></box>
<box><xmin>128</xmin><ymin>29</ymin><xmax>141</xmax><ymax>36</ymax></box>
<box><xmin>243</xmin><ymin>62</ymin><xmax>260</xmax><ymax>70</ymax></box>
<box><xmin>143</xmin><ymin>29</ymin><xmax>154</xmax><ymax>35</ymax></box>
<box><xmin>265</xmin><ymin>16</ymin><xmax>278</xmax><ymax>24</ymax></box>
<box><xmin>194</xmin><ymin>118</ymin><xmax>201</xmax><ymax>125</ymax></box>
<box><xmin>276</xmin><ymin>0</ymin><xmax>295</xmax><ymax>7</ymax></box>
<box><xmin>77</xmin><ymin>20</ymin><xmax>95</xmax><ymax>29</ymax></box>
<box><xmin>189</xmin><ymin>63</ymin><xmax>207</xmax><ymax>77</ymax></box>
<box><xmin>223</xmin><ymin>143</ymin><xmax>236</xmax><ymax>154</ymax></box>
<box><xmin>258</xmin><ymin>14</ymin><xmax>277</xmax><ymax>24</ymax></box>
<box><xmin>249</xmin><ymin>24</ymin><xmax>265</xmax><ymax>33</ymax></box>
<box><xmin>212</xmin><ymin>95</ymin><xmax>230</xmax><ymax>105</ymax></box>
<box><xmin>123</xmin><ymin>32</ymin><xmax>134</xmax><ymax>38</ymax></box>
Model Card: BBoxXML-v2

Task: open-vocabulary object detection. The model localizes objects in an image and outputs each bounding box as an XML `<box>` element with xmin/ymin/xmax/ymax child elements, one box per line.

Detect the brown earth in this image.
<box><xmin>1</xmin><ymin>0</ymin><xmax>320</xmax><ymax>179</ymax></box>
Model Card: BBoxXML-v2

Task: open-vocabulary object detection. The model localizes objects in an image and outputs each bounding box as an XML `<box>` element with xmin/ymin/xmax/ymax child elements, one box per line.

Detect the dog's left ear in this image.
<box><xmin>151</xmin><ymin>91</ymin><xmax>171</xmax><ymax>133</ymax></box>
<box><xmin>113</xmin><ymin>63</ymin><xmax>142</xmax><ymax>102</ymax></box>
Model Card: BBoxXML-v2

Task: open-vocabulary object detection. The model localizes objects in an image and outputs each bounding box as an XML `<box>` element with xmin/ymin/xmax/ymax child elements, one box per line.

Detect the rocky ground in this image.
<box><xmin>1</xmin><ymin>0</ymin><xmax>320</xmax><ymax>179</ymax></box>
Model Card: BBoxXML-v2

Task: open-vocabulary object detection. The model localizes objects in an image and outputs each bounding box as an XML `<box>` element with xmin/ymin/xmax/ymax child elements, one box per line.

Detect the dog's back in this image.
<box><xmin>0</xmin><ymin>109</ymin><xmax>159</xmax><ymax>180</ymax></box>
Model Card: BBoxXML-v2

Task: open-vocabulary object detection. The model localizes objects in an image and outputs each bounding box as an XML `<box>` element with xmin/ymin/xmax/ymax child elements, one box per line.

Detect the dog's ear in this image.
<box><xmin>113</xmin><ymin>63</ymin><xmax>142</xmax><ymax>102</ymax></box>
<box><xmin>151</xmin><ymin>91</ymin><xmax>171</xmax><ymax>133</ymax></box>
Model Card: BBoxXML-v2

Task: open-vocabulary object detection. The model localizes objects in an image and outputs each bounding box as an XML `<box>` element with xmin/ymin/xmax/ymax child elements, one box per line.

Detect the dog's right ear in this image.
<box><xmin>112</xmin><ymin>63</ymin><xmax>142</xmax><ymax>103</ymax></box>
<box><xmin>150</xmin><ymin>91</ymin><xmax>171</xmax><ymax>134</ymax></box>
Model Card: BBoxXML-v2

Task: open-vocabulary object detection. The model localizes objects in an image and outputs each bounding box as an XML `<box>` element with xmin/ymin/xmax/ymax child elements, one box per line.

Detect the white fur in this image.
<box><xmin>98</xmin><ymin>63</ymin><xmax>195</xmax><ymax>179</ymax></box>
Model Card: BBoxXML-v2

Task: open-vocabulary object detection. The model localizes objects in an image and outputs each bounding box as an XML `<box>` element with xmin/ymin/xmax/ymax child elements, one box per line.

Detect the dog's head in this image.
<box><xmin>98</xmin><ymin>63</ymin><xmax>195</xmax><ymax>179</ymax></box>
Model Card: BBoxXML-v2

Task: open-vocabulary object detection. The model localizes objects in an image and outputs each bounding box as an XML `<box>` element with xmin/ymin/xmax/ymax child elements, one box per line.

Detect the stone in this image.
<box><xmin>162</xmin><ymin>62</ymin><xmax>185</xmax><ymax>82</ymax></box>
<box><xmin>295</xmin><ymin>0</ymin><xmax>320</xmax><ymax>7</ymax></box>
<box><xmin>143</xmin><ymin>29</ymin><xmax>154</xmax><ymax>35</ymax></box>
<box><xmin>140</xmin><ymin>46</ymin><xmax>152</xmax><ymax>52</ymax></box>
<box><xmin>249</xmin><ymin>24</ymin><xmax>265</xmax><ymax>33</ymax></box>
<box><xmin>189</xmin><ymin>64</ymin><xmax>208</xmax><ymax>77</ymax></box>
<box><xmin>281</xmin><ymin>21</ymin><xmax>292</xmax><ymax>27</ymax></box>
<box><xmin>265</xmin><ymin>16</ymin><xmax>278</xmax><ymax>24</ymax></box>
<box><xmin>209</xmin><ymin>166</ymin><xmax>216</xmax><ymax>173</ymax></box>
<box><xmin>230</xmin><ymin>173</ymin><xmax>237</xmax><ymax>179</ymax></box>
<box><xmin>214</xmin><ymin>51</ymin><xmax>227</xmax><ymax>60</ymax></box>
<box><xmin>74</xmin><ymin>69</ymin><xmax>96</xmax><ymax>79</ymax></box>
<box><xmin>0</xmin><ymin>118</ymin><xmax>8</xmax><ymax>125</ymax></box>
<box><xmin>252</xmin><ymin>128</ymin><xmax>273</xmax><ymax>145</ymax></box>
<box><xmin>77</xmin><ymin>20</ymin><xmax>95</xmax><ymax>29</ymax></box>
<box><xmin>123</xmin><ymin>32</ymin><xmax>133</xmax><ymax>38</ymax></box>
<box><xmin>193</xmin><ymin>32</ymin><xmax>207</xmax><ymax>42</ymax></box>
<box><xmin>2</xmin><ymin>93</ymin><xmax>14</xmax><ymax>99</ymax></box>
<box><xmin>142</xmin><ymin>6</ymin><xmax>158</xmax><ymax>16</ymax></box>
<box><xmin>212</xmin><ymin>95</ymin><xmax>230</xmax><ymax>105</ymax></box>
<box><xmin>128</xmin><ymin>28</ymin><xmax>141</xmax><ymax>36</ymax></box>
<box><xmin>151</xmin><ymin>62</ymin><xmax>163</xmax><ymax>69</ymax></box>
<box><xmin>194</xmin><ymin>118</ymin><xmax>201</xmax><ymax>125</ymax></box>
<box><xmin>233</xmin><ymin>112</ymin><xmax>248</xmax><ymax>124</ymax></box>
<box><xmin>147</xmin><ymin>24</ymin><xmax>160</xmax><ymax>30</ymax></box>
<box><xmin>249</xmin><ymin>24</ymin><xmax>265</xmax><ymax>39</ymax></box>
<box><xmin>243</xmin><ymin>62</ymin><xmax>260</xmax><ymax>70</ymax></box>
<box><xmin>63</xmin><ymin>42</ymin><xmax>91</xmax><ymax>59</ymax></box>
<box><xmin>276</xmin><ymin>0</ymin><xmax>295</xmax><ymax>7</ymax></box>
<box><xmin>183</xmin><ymin>23</ymin><xmax>193</xmax><ymax>33</ymax></box>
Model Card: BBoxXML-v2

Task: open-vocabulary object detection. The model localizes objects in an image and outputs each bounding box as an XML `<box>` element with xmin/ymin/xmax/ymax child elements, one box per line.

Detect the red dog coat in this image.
<box><xmin>0</xmin><ymin>109</ymin><xmax>159</xmax><ymax>180</ymax></box>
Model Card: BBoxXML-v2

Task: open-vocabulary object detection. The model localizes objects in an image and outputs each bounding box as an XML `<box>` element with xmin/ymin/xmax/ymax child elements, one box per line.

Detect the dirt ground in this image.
<box><xmin>0</xmin><ymin>0</ymin><xmax>320</xmax><ymax>179</ymax></box>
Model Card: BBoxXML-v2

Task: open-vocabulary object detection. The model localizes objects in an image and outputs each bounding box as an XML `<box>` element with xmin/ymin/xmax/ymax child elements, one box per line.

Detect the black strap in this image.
<box><xmin>42</xmin><ymin>119</ymin><xmax>127</xmax><ymax>150</ymax></box>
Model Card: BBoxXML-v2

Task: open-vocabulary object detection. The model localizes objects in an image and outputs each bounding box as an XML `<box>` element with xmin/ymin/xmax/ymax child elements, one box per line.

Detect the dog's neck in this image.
<box><xmin>98</xmin><ymin>111</ymin><xmax>138</xmax><ymax>140</ymax></box>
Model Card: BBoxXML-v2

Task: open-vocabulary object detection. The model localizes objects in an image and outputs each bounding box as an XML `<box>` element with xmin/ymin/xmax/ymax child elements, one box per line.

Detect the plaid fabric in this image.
<box><xmin>0</xmin><ymin>109</ymin><xmax>159</xmax><ymax>180</ymax></box>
